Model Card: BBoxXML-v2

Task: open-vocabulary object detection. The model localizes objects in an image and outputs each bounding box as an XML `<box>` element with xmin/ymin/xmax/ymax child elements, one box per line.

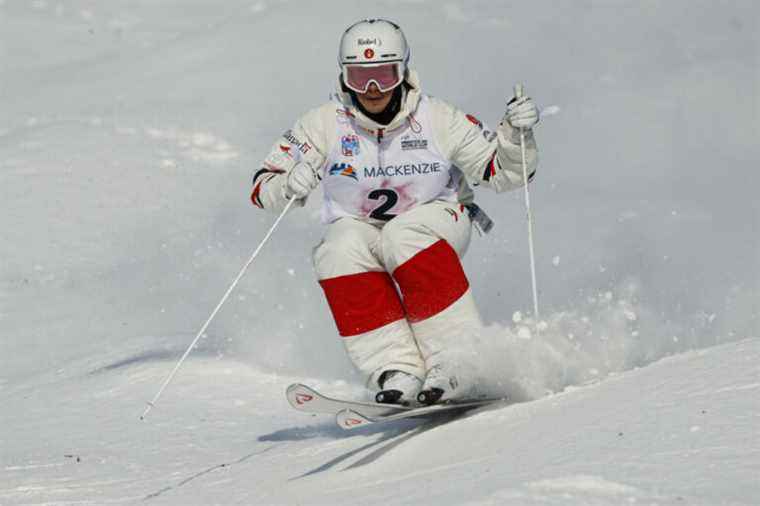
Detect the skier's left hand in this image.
<box><xmin>505</xmin><ymin>95</ymin><xmax>539</xmax><ymax>130</ymax></box>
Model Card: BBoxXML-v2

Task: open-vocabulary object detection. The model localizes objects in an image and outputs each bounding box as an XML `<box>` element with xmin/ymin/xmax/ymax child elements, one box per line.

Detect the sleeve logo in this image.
<box><xmin>466</xmin><ymin>114</ymin><xmax>483</xmax><ymax>129</ymax></box>
<box><xmin>283</xmin><ymin>129</ymin><xmax>312</xmax><ymax>154</ymax></box>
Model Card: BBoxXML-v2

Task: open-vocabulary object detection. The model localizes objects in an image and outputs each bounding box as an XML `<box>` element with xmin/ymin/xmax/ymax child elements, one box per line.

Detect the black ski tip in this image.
<box><xmin>417</xmin><ymin>388</ymin><xmax>444</xmax><ymax>405</ymax></box>
<box><xmin>376</xmin><ymin>389</ymin><xmax>404</xmax><ymax>404</ymax></box>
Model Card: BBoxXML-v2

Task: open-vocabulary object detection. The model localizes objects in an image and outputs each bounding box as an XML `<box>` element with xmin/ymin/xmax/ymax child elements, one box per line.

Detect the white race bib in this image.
<box><xmin>321</xmin><ymin>96</ymin><xmax>459</xmax><ymax>224</ymax></box>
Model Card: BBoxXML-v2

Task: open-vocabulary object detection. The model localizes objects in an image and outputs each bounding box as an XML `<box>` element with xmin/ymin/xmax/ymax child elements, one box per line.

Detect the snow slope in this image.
<box><xmin>1</xmin><ymin>0</ymin><xmax>758</xmax><ymax>504</ymax></box>
<box><xmin>2</xmin><ymin>337</ymin><xmax>758</xmax><ymax>504</ymax></box>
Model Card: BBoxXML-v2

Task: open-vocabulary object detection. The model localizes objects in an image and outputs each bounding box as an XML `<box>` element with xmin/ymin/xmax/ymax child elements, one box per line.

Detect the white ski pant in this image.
<box><xmin>313</xmin><ymin>200</ymin><xmax>482</xmax><ymax>388</ymax></box>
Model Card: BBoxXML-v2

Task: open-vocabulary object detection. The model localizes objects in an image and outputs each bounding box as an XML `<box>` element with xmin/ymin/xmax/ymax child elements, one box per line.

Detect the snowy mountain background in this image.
<box><xmin>1</xmin><ymin>1</ymin><xmax>757</xmax><ymax>504</ymax></box>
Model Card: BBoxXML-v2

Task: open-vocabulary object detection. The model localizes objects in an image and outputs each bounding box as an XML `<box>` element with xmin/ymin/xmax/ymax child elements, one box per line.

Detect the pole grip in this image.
<box><xmin>513</xmin><ymin>83</ymin><xmax>524</xmax><ymax>100</ymax></box>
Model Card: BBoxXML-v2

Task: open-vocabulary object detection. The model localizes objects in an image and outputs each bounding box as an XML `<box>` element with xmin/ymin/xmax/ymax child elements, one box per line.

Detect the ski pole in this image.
<box><xmin>140</xmin><ymin>195</ymin><xmax>297</xmax><ymax>420</ymax></box>
<box><xmin>513</xmin><ymin>83</ymin><xmax>540</xmax><ymax>321</ymax></box>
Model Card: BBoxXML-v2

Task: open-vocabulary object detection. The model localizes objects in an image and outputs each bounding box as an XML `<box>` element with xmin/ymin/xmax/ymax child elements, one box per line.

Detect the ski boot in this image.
<box><xmin>375</xmin><ymin>370</ymin><xmax>423</xmax><ymax>406</ymax></box>
<box><xmin>417</xmin><ymin>364</ymin><xmax>460</xmax><ymax>405</ymax></box>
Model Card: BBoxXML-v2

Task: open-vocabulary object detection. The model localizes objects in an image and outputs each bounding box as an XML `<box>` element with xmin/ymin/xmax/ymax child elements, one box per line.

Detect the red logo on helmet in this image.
<box><xmin>364</xmin><ymin>48</ymin><xmax>375</xmax><ymax>59</ymax></box>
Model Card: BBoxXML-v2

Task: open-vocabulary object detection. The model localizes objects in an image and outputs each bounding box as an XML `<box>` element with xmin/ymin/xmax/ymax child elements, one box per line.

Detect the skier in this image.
<box><xmin>251</xmin><ymin>19</ymin><xmax>538</xmax><ymax>406</ymax></box>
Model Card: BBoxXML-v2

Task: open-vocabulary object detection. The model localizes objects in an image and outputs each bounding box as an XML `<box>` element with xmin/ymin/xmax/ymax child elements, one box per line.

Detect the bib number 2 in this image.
<box><xmin>368</xmin><ymin>189</ymin><xmax>398</xmax><ymax>221</ymax></box>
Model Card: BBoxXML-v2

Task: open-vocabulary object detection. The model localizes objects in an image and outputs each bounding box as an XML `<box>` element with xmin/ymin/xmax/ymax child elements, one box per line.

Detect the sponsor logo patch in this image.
<box><xmin>341</xmin><ymin>135</ymin><xmax>360</xmax><ymax>156</ymax></box>
<box><xmin>401</xmin><ymin>138</ymin><xmax>428</xmax><ymax>151</ymax></box>
<box><xmin>329</xmin><ymin>162</ymin><xmax>359</xmax><ymax>180</ymax></box>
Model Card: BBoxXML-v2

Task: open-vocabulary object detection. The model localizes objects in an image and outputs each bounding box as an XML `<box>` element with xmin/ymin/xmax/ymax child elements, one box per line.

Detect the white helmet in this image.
<box><xmin>338</xmin><ymin>19</ymin><xmax>410</xmax><ymax>93</ymax></box>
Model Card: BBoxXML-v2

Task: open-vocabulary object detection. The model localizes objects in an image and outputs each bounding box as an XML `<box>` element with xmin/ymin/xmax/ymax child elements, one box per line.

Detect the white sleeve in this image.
<box><xmin>251</xmin><ymin>106</ymin><xmax>331</xmax><ymax>212</ymax></box>
<box><xmin>429</xmin><ymin>97</ymin><xmax>537</xmax><ymax>193</ymax></box>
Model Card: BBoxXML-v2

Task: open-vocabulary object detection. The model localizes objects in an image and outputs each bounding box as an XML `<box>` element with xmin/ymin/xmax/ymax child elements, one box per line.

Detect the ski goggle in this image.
<box><xmin>343</xmin><ymin>63</ymin><xmax>403</xmax><ymax>93</ymax></box>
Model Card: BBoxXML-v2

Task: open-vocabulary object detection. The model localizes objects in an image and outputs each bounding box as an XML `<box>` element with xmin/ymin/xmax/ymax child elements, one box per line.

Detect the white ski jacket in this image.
<box><xmin>251</xmin><ymin>70</ymin><xmax>537</xmax><ymax>219</ymax></box>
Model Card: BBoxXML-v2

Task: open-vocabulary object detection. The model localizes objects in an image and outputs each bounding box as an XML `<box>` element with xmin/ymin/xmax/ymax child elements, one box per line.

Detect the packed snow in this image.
<box><xmin>1</xmin><ymin>1</ymin><xmax>758</xmax><ymax>504</ymax></box>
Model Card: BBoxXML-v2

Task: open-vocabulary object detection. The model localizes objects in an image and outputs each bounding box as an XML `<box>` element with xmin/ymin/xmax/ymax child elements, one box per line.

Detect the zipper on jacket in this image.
<box><xmin>376</xmin><ymin>128</ymin><xmax>385</xmax><ymax>170</ymax></box>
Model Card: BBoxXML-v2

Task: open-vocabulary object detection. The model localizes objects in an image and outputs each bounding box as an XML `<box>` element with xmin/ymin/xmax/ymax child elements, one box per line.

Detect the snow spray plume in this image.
<box><xmin>466</xmin><ymin>277</ymin><xmax>732</xmax><ymax>402</ymax></box>
<box><xmin>140</xmin><ymin>196</ymin><xmax>297</xmax><ymax>420</ymax></box>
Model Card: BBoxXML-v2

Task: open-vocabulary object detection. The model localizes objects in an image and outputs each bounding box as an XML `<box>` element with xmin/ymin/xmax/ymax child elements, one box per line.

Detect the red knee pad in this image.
<box><xmin>392</xmin><ymin>239</ymin><xmax>469</xmax><ymax>323</ymax></box>
<box><xmin>319</xmin><ymin>271</ymin><xmax>405</xmax><ymax>337</ymax></box>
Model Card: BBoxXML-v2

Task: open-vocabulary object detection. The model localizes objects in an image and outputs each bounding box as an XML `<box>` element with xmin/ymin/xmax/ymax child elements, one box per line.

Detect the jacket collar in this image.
<box><xmin>334</xmin><ymin>69</ymin><xmax>422</xmax><ymax>134</ymax></box>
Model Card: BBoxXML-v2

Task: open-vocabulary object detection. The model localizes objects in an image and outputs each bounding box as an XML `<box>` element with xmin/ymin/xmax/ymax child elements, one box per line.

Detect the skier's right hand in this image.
<box><xmin>284</xmin><ymin>161</ymin><xmax>321</xmax><ymax>200</ymax></box>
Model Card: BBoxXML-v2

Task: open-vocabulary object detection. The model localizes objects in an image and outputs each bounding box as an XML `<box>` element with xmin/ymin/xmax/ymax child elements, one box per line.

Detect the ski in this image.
<box><xmin>286</xmin><ymin>383</ymin><xmax>411</xmax><ymax>418</ymax></box>
<box><xmin>336</xmin><ymin>398</ymin><xmax>503</xmax><ymax>430</ymax></box>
